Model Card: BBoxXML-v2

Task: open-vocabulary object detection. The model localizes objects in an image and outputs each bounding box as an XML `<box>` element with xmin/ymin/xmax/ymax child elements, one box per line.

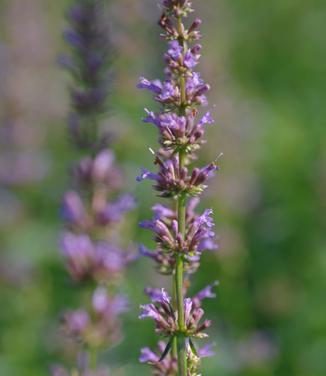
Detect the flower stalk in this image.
<box><xmin>137</xmin><ymin>1</ymin><xmax>220</xmax><ymax>375</ymax></box>
<box><xmin>176</xmin><ymin>191</ymin><xmax>186</xmax><ymax>374</ymax></box>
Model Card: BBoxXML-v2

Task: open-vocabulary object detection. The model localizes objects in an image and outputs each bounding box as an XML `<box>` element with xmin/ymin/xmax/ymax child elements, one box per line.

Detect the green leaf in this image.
<box><xmin>159</xmin><ymin>337</ymin><xmax>174</xmax><ymax>362</ymax></box>
<box><xmin>189</xmin><ymin>338</ymin><xmax>198</xmax><ymax>356</ymax></box>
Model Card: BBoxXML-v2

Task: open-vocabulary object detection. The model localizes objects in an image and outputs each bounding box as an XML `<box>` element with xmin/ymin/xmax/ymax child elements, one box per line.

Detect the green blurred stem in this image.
<box><xmin>89</xmin><ymin>347</ymin><xmax>97</xmax><ymax>370</ymax></box>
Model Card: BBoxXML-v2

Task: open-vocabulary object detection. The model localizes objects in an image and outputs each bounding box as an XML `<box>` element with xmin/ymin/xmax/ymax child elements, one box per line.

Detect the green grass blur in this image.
<box><xmin>0</xmin><ymin>0</ymin><xmax>325</xmax><ymax>375</ymax></box>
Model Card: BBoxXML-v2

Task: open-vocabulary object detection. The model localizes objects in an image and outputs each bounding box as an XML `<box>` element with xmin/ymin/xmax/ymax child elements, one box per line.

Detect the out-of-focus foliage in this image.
<box><xmin>0</xmin><ymin>0</ymin><xmax>325</xmax><ymax>375</ymax></box>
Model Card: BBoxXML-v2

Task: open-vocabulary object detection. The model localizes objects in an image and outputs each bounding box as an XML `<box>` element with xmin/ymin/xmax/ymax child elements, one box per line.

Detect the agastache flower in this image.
<box><xmin>137</xmin><ymin>154</ymin><xmax>218</xmax><ymax>197</ymax></box>
<box><xmin>140</xmin><ymin>341</ymin><xmax>177</xmax><ymax>375</ymax></box>
<box><xmin>164</xmin><ymin>41</ymin><xmax>200</xmax><ymax>73</ymax></box>
<box><xmin>138</xmin><ymin>73</ymin><xmax>210</xmax><ymax>109</ymax></box>
<box><xmin>140</xmin><ymin>204</ymin><xmax>217</xmax><ymax>274</ymax></box>
<box><xmin>145</xmin><ymin>281</ymin><xmax>218</xmax><ymax>308</ymax></box>
<box><xmin>137</xmin><ymin>0</ymin><xmax>219</xmax><ymax>373</ymax></box>
<box><xmin>138</xmin><ymin>77</ymin><xmax>180</xmax><ymax>105</ymax></box>
<box><xmin>140</xmin><ymin>341</ymin><xmax>214</xmax><ymax>376</ymax></box>
<box><xmin>139</xmin><ymin>286</ymin><xmax>216</xmax><ymax>375</ymax></box>
<box><xmin>139</xmin><ymin>289</ymin><xmax>211</xmax><ymax>339</ymax></box>
<box><xmin>143</xmin><ymin>108</ymin><xmax>213</xmax><ymax>154</ymax></box>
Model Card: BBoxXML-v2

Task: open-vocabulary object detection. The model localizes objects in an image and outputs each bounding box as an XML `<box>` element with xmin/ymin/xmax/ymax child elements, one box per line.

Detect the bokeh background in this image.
<box><xmin>0</xmin><ymin>0</ymin><xmax>325</xmax><ymax>375</ymax></box>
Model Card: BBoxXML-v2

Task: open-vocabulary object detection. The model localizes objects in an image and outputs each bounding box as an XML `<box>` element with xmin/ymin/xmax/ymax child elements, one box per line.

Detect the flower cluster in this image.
<box><xmin>137</xmin><ymin>154</ymin><xmax>218</xmax><ymax>198</ymax></box>
<box><xmin>137</xmin><ymin>0</ymin><xmax>219</xmax><ymax>374</ymax></box>
<box><xmin>63</xmin><ymin>287</ymin><xmax>128</xmax><ymax>348</ymax></box>
<box><xmin>60</xmin><ymin>233</ymin><xmax>131</xmax><ymax>283</ymax></box>
<box><xmin>140</xmin><ymin>341</ymin><xmax>214</xmax><ymax>376</ymax></box>
<box><xmin>139</xmin><ymin>288</ymin><xmax>212</xmax><ymax>338</ymax></box>
<box><xmin>54</xmin><ymin>0</ymin><xmax>134</xmax><ymax>374</ymax></box>
<box><xmin>140</xmin><ymin>199</ymin><xmax>217</xmax><ymax>275</ymax></box>
<box><xmin>140</xmin><ymin>341</ymin><xmax>177</xmax><ymax>376</ymax></box>
<box><xmin>139</xmin><ymin>286</ymin><xmax>217</xmax><ymax>375</ymax></box>
<box><xmin>143</xmin><ymin>108</ymin><xmax>213</xmax><ymax>154</ymax></box>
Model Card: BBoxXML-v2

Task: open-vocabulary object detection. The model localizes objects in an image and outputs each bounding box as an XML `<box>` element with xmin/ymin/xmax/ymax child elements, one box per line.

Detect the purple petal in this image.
<box><xmin>139</xmin><ymin>347</ymin><xmax>159</xmax><ymax>363</ymax></box>
<box><xmin>143</xmin><ymin>108</ymin><xmax>160</xmax><ymax>126</ymax></box>
<box><xmin>61</xmin><ymin>191</ymin><xmax>85</xmax><ymax>224</ymax></box>
<box><xmin>137</xmin><ymin>77</ymin><xmax>162</xmax><ymax>94</ymax></box>
<box><xmin>198</xmin><ymin>343</ymin><xmax>215</xmax><ymax>358</ymax></box>
<box><xmin>103</xmin><ymin>194</ymin><xmax>135</xmax><ymax>222</ymax></box>
<box><xmin>139</xmin><ymin>244</ymin><xmax>154</xmax><ymax>258</ymax></box>
<box><xmin>64</xmin><ymin>309</ymin><xmax>89</xmax><ymax>333</ymax></box>
<box><xmin>60</xmin><ymin>232</ymin><xmax>94</xmax><ymax>260</ymax></box>
<box><xmin>63</xmin><ymin>30</ymin><xmax>83</xmax><ymax>49</ymax></box>
<box><xmin>144</xmin><ymin>287</ymin><xmax>164</xmax><ymax>302</ymax></box>
<box><xmin>139</xmin><ymin>304</ymin><xmax>160</xmax><ymax>320</ymax></box>
<box><xmin>96</xmin><ymin>242</ymin><xmax>125</xmax><ymax>273</ymax></box>
<box><xmin>139</xmin><ymin>220</ymin><xmax>156</xmax><ymax>231</ymax></box>
<box><xmin>160</xmin><ymin>288</ymin><xmax>172</xmax><ymax>304</ymax></box>
<box><xmin>197</xmin><ymin>238</ymin><xmax>219</xmax><ymax>252</ymax></box>
<box><xmin>158</xmin><ymin>81</ymin><xmax>175</xmax><ymax>101</ymax></box>
<box><xmin>152</xmin><ymin>204</ymin><xmax>175</xmax><ymax>220</ymax></box>
<box><xmin>167</xmin><ymin>40</ymin><xmax>183</xmax><ymax>59</ymax></box>
<box><xmin>92</xmin><ymin>150</ymin><xmax>114</xmax><ymax>181</ymax></box>
<box><xmin>195</xmin><ymin>281</ymin><xmax>219</xmax><ymax>301</ymax></box>
<box><xmin>110</xmin><ymin>295</ymin><xmax>129</xmax><ymax>314</ymax></box>
<box><xmin>92</xmin><ymin>287</ymin><xmax>109</xmax><ymax>312</ymax></box>
<box><xmin>136</xmin><ymin>168</ymin><xmax>158</xmax><ymax>182</ymax></box>
<box><xmin>184</xmin><ymin>298</ymin><xmax>193</xmax><ymax>321</ymax></box>
<box><xmin>184</xmin><ymin>50</ymin><xmax>198</xmax><ymax>69</ymax></box>
<box><xmin>199</xmin><ymin>111</ymin><xmax>214</xmax><ymax>126</ymax></box>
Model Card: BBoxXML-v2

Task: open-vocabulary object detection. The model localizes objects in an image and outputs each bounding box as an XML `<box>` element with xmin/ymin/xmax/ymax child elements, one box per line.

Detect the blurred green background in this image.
<box><xmin>0</xmin><ymin>0</ymin><xmax>325</xmax><ymax>375</ymax></box>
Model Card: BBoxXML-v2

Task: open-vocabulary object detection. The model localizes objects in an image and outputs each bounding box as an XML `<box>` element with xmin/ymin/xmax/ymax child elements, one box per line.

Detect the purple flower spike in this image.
<box><xmin>58</xmin><ymin>0</ymin><xmax>135</xmax><ymax>368</ymax></box>
<box><xmin>137</xmin><ymin>0</ymin><xmax>220</xmax><ymax>373</ymax></box>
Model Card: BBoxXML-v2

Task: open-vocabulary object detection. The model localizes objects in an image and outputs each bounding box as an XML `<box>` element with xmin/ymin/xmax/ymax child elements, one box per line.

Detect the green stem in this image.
<box><xmin>175</xmin><ymin>15</ymin><xmax>188</xmax><ymax>376</ymax></box>
<box><xmin>175</xmin><ymin>255</ymin><xmax>186</xmax><ymax>376</ymax></box>
<box><xmin>172</xmin><ymin>276</ymin><xmax>178</xmax><ymax>359</ymax></box>
<box><xmin>89</xmin><ymin>347</ymin><xmax>97</xmax><ymax>370</ymax></box>
<box><xmin>175</xmin><ymin>154</ymin><xmax>187</xmax><ymax>376</ymax></box>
